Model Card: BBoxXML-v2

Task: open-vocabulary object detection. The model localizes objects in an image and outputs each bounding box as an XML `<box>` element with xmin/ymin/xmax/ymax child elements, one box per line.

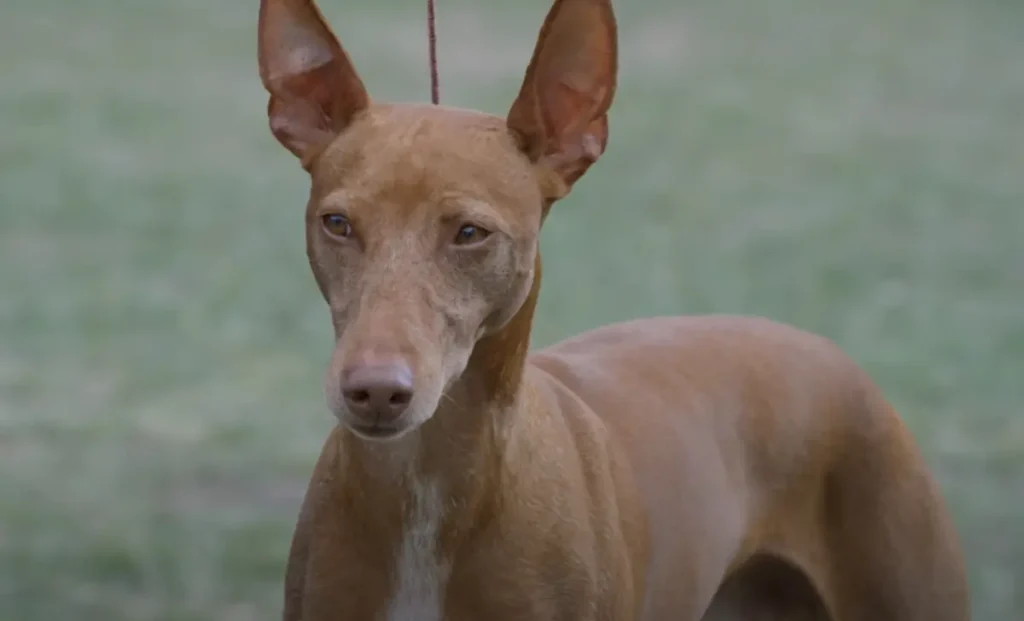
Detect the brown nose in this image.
<box><xmin>340</xmin><ymin>362</ymin><xmax>414</xmax><ymax>425</ymax></box>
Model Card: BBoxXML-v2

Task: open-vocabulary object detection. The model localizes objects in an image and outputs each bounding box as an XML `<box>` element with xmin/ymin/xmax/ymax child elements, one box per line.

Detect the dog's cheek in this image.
<box><xmin>479</xmin><ymin>239</ymin><xmax>535</xmax><ymax>334</ymax></box>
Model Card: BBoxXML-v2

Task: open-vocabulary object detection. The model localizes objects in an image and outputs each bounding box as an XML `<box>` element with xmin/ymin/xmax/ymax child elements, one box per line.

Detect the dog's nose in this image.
<box><xmin>340</xmin><ymin>362</ymin><xmax>414</xmax><ymax>424</ymax></box>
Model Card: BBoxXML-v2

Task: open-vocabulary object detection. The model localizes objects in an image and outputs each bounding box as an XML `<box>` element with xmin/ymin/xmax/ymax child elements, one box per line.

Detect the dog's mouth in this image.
<box><xmin>346</xmin><ymin>420</ymin><xmax>408</xmax><ymax>442</ymax></box>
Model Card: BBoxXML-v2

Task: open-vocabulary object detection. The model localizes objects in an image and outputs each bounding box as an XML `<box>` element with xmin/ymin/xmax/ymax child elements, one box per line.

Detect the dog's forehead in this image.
<box><xmin>312</xmin><ymin>103</ymin><xmax>541</xmax><ymax>213</ymax></box>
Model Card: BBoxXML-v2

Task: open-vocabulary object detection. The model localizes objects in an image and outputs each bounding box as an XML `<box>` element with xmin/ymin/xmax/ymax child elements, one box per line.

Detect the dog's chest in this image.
<box><xmin>385</xmin><ymin>477</ymin><xmax>449</xmax><ymax>621</ymax></box>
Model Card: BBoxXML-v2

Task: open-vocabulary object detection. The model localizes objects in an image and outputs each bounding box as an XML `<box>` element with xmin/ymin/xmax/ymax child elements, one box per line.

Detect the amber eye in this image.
<box><xmin>453</xmin><ymin>223</ymin><xmax>491</xmax><ymax>246</ymax></box>
<box><xmin>322</xmin><ymin>213</ymin><xmax>352</xmax><ymax>239</ymax></box>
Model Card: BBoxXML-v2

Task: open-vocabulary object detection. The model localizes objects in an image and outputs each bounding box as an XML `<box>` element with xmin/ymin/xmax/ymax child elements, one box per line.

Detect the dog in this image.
<box><xmin>255</xmin><ymin>0</ymin><xmax>972</xmax><ymax>618</ymax></box>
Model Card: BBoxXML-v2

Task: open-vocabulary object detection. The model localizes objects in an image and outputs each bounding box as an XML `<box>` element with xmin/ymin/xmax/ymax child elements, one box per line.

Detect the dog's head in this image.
<box><xmin>257</xmin><ymin>0</ymin><xmax>617</xmax><ymax>440</ymax></box>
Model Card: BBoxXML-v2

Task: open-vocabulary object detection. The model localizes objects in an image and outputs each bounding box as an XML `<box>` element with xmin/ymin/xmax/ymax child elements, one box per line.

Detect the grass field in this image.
<box><xmin>1</xmin><ymin>0</ymin><xmax>1022</xmax><ymax>618</ymax></box>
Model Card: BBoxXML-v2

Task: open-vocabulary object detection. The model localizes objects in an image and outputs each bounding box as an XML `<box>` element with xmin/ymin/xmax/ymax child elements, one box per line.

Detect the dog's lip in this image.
<box><xmin>346</xmin><ymin>420</ymin><xmax>403</xmax><ymax>440</ymax></box>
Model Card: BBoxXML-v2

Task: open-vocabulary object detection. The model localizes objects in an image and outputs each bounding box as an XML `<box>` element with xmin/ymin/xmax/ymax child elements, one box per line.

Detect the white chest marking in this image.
<box><xmin>386</xmin><ymin>477</ymin><xmax>449</xmax><ymax>621</ymax></box>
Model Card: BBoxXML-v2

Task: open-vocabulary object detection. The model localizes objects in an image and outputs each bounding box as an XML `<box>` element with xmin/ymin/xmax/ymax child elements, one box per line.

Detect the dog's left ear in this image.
<box><xmin>507</xmin><ymin>0</ymin><xmax>618</xmax><ymax>201</ymax></box>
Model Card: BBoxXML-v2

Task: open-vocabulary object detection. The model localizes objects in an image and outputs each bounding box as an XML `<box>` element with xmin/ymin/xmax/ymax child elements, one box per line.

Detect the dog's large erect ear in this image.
<box><xmin>258</xmin><ymin>0</ymin><xmax>370</xmax><ymax>169</ymax></box>
<box><xmin>507</xmin><ymin>0</ymin><xmax>618</xmax><ymax>200</ymax></box>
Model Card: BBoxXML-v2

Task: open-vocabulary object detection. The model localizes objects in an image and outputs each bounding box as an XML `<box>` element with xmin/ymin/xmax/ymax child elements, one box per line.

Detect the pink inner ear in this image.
<box><xmin>507</xmin><ymin>0</ymin><xmax>617</xmax><ymax>176</ymax></box>
<box><xmin>270</xmin><ymin>29</ymin><xmax>338</xmax><ymax>83</ymax></box>
<box><xmin>544</xmin><ymin>114</ymin><xmax>608</xmax><ymax>190</ymax></box>
<box><xmin>258</xmin><ymin>0</ymin><xmax>370</xmax><ymax>166</ymax></box>
<box><xmin>541</xmin><ymin>77</ymin><xmax>610</xmax><ymax>153</ymax></box>
<box><xmin>266</xmin><ymin>60</ymin><xmax>355</xmax><ymax>167</ymax></box>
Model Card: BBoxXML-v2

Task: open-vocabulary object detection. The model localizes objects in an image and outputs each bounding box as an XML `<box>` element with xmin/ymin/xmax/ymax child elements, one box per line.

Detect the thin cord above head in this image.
<box><xmin>427</xmin><ymin>0</ymin><xmax>440</xmax><ymax>104</ymax></box>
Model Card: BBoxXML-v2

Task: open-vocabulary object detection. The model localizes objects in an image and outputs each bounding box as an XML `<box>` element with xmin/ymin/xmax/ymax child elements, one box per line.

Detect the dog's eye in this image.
<box><xmin>454</xmin><ymin>224</ymin><xmax>491</xmax><ymax>246</ymax></box>
<box><xmin>322</xmin><ymin>214</ymin><xmax>353</xmax><ymax>239</ymax></box>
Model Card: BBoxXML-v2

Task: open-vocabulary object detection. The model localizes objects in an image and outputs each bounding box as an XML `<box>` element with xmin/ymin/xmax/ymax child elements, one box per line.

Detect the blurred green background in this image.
<box><xmin>1</xmin><ymin>0</ymin><xmax>1021</xmax><ymax>619</ymax></box>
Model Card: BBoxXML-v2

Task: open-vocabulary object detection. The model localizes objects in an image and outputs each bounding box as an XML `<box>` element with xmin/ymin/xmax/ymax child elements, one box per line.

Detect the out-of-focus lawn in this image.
<box><xmin>1</xmin><ymin>0</ymin><xmax>1021</xmax><ymax>619</ymax></box>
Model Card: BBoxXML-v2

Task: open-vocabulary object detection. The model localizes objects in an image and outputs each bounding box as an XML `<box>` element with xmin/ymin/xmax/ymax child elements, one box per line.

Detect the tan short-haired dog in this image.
<box><xmin>255</xmin><ymin>0</ymin><xmax>971</xmax><ymax>619</ymax></box>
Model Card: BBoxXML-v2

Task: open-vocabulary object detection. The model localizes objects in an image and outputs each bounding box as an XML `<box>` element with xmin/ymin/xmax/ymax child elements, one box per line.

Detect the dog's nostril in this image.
<box><xmin>389</xmin><ymin>390</ymin><xmax>412</xmax><ymax>406</ymax></box>
<box><xmin>348</xmin><ymin>389</ymin><xmax>371</xmax><ymax>405</ymax></box>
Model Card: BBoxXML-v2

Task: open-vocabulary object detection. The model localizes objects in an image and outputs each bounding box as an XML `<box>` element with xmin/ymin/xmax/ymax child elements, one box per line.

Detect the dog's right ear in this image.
<box><xmin>258</xmin><ymin>0</ymin><xmax>370</xmax><ymax>169</ymax></box>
